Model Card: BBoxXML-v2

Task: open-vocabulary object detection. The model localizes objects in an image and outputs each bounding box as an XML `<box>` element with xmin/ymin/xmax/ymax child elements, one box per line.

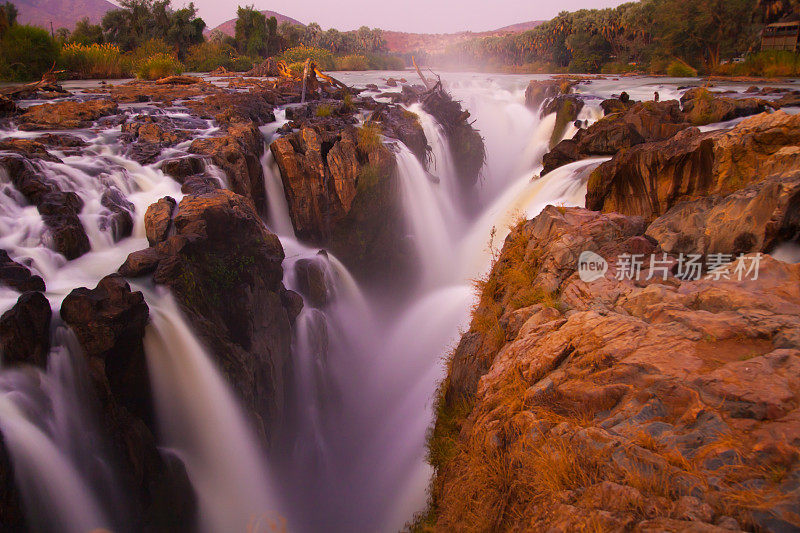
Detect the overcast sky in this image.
<box><xmin>182</xmin><ymin>0</ymin><xmax>632</xmax><ymax>33</ymax></box>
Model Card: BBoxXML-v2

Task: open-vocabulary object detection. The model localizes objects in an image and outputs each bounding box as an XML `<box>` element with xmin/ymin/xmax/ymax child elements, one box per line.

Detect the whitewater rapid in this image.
<box><xmin>0</xmin><ymin>71</ymin><xmax>638</xmax><ymax>533</ymax></box>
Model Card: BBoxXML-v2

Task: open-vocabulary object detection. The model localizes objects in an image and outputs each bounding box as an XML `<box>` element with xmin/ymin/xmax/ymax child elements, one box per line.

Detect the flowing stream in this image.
<box><xmin>0</xmin><ymin>73</ymin><xmax>754</xmax><ymax>532</ymax></box>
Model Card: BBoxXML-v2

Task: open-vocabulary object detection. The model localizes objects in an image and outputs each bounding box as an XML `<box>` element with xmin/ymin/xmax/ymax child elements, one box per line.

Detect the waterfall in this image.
<box><xmin>0</xmin><ymin>330</ymin><xmax>118</xmax><ymax>533</ymax></box>
<box><xmin>142</xmin><ymin>289</ymin><xmax>282</xmax><ymax>533</ymax></box>
<box><xmin>394</xmin><ymin>144</ymin><xmax>458</xmax><ymax>286</ymax></box>
<box><xmin>0</xmin><ymin>71</ymin><xmax>688</xmax><ymax>533</ymax></box>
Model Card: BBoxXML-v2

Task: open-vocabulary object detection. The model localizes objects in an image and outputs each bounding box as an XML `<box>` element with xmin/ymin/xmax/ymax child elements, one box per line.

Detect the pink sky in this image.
<box><xmin>182</xmin><ymin>0</ymin><xmax>632</xmax><ymax>33</ymax></box>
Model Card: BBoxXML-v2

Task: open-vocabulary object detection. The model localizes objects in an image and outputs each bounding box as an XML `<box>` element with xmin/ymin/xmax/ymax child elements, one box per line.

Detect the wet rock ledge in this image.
<box><xmin>420</xmin><ymin>108</ymin><xmax>800</xmax><ymax>532</ymax></box>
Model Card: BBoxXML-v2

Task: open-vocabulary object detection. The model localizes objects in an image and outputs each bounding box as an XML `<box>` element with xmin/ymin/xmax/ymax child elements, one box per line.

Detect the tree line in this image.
<box><xmin>432</xmin><ymin>0</ymin><xmax>799</xmax><ymax>73</ymax></box>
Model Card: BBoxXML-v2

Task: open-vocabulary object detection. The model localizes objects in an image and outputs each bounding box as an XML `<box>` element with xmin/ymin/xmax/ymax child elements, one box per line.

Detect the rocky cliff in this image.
<box><xmin>420</xmin><ymin>109</ymin><xmax>800</xmax><ymax>532</ymax></box>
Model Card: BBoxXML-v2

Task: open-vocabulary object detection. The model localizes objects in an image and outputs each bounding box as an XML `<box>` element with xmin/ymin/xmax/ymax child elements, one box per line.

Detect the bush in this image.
<box><xmin>279</xmin><ymin>46</ymin><xmax>335</xmax><ymax>70</ymax></box>
<box><xmin>59</xmin><ymin>43</ymin><xmax>127</xmax><ymax>78</ymax></box>
<box><xmin>357</xmin><ymin>122</ymin><xmax>383</xmax><ymax>153</ymax></box>
<box><xmin>0</xmin><ymin>24</ymin><xmax>60</xmax><ymax>81</ymax></box>
<box><xmin>714</xmin><ymin>51</ymin><xmax>799</xmax><ymax>77</ymax></box>
<box><xmin>666</xmin><ymin>58</ymin><xmax>698</xmax><ymax>77</ymax></box>
<box><xmin>127</xmin><ymin>38</ymin><xmax>174</xmax><ymax>69</ymax></box>
<box><xmin>136</xmin><ymin>53</ymin><xmax>183</xmax><ymax>80</ymax></box>
<box><xmin>185</xmin><ymin>41</ymin><xmax>237</xmax><ymax>72</ymax></box>
<box><xmin>230</xmin><ymin>56</ymin><xmax>256</xmax><ymax>72</ymax></box>
<box><xmin>335</xmin><ymin>54</ymin><xmax>370</xmax><ymax>71</ymax></box>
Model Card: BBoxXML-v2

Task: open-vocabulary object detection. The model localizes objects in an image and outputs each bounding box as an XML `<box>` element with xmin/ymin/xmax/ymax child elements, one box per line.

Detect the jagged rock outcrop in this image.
<box><xmin>270</xmin><ymin>123</ymin><xmax>412</xmax><ymax>277</ymax></box>
<box><xmin>60</xmin><ymin>275</ymin><xmax>196</xmax><ymax>532</ymax></box>
<box><xmin>0</xmin><ymin>249</ymin><xmax>45</xmax><ymax>292</ymax></box>
<box><xmin>18</xmin><ymin>98</ymin><xmax>118</xmax><ymax>130</ymax></box>
<box><xmin>586</xmin><ymin>111</ymin><xmax>800</xmax><ymax>222</ymax></box>
<box><xmin>417</xmin><ymin>86</ymin><xmax>484</xmax><ymax>188</ymax></box>
<box><xmin>189</xmin><ymin>121</ymin><xmax>267</xmax><ymax>212</ymax></box>
<box><xmin>61</xmin><ymin>275</ymin><xmax>153</xmax><ymax>426</ymax></box>
<box><xmin>646</xmin><ymin>171</ymin><xmax>800</xmax><ymax>257</ymax></box>
<box><xmin>541</xmin><ymin>94</ymin><xmax>585</xmax><ymax>148</ymax></box>
<box><xmin>0</xmin><ymin>291</ymin><xmax>51</xmax><ymax>368</ymax></box>
<box><xmin>543</xmin><ymin>89</ymin><xmax>776</xmax><ymax>176</ymax></box>
<box><xmin>543</xmin><ymin>100</ymin><xmax>691</xmax><ymax>175</ymax></box>
<box><xmin>144</xmin><ymin>196</ymin><xmax>176</xmax><ymax>246</ymax></box>
<box><xmin>680</xmin><ymin>88</ymin><xmax>771</xmax><ymax>126</ymax></box>
<box><xmin>423</xmin><ymin>205</ymin><xmax>800</xmax><ymax>532</ymax></box>
<box><xmin>120</xmin><ymin>190</ymin><xmax>299</xmax><ymax>442</ymax></box>
<box><xmin>0</xmin><ymin>154</ymin><xmax>90</xmax><ymax>260</ymax></box>
<box><xmin>524</xmin><ymin>79</ymin><xmax>576</xmax><ymax>109</ymax></box>
<box><xmin>183</xmin><ymin>91</ymin><xmax>276</xmax><ymax>125</ymax></box>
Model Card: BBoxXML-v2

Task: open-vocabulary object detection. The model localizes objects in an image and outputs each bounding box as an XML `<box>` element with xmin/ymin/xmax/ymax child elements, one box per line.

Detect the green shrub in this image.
<box><xmin>315</xmin><ymin>104</ymin><xmax>333</xmax><ymax>117</ymax></box>
<box><xmin>335</xmin><ymin>54</ymin><xmax>370</xmax><ymax>71</ymax></box>
<box><xmin>127</xmin><ymin>38</ymin><xmax>174</xmax><ymax>69</ymax></box>
<box><xmin>0</xmin><ymin>24</ymin><xmax>59</xmax><ymax>81</ymax></box>
<box><xmin>59</xmin><ymin>42</ymin><xmax>127</xmax><ymax>78</ymax></box>
<box><xmin>357</xmin><ymin>122</ymin><xmax>383</xmax><ymax>153</ymax></box>
<box><xmin>714</xmin><ymin>51</ymin><xmax>799</xmax><ymax>77</ymax></box>
<box><xmin>279</xmin><ymin>46</ymin><xmax>335</xmax><ymax>70</ymax></box>
<box><xmin>666</xmin><ymin>58</ymin><xmax>698</xmax><ymax>77</ymax></box>
<box><xmin>136</xmin><ymin>53</ymin><xmax>183</xmax><ymax>80</ymax></box>
<box><xmin>230</xmin><ymin>56</ymin><xmax>256</xmax><ymax>72</ymax></box>
<box><xmin>185</xmin><ymin>41</ymin><xmax>237</xmax><ymax>72</ymax></box>
<box><xmin>600</xmin><ymin>61</ymin><xmax>637</xmax><ymax>74</ymax></box>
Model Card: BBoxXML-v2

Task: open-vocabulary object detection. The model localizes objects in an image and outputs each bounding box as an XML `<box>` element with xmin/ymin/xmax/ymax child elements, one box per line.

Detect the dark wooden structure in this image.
<box><xmin>761</xmin><ymin>21</ymin><xmax>800</xmax><ymax>52</ymax></box>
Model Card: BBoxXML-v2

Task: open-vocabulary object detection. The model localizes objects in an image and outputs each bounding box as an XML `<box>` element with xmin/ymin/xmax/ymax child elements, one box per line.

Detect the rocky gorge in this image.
<box><xmin>418</xmin><ymin>80</ymin><xmax>800</xmax><ymax>532</ymax></box>
<box><xmin>0</xmin><ymin>68</ymin><xmax>798</xmax><ymax>533</ymax></box>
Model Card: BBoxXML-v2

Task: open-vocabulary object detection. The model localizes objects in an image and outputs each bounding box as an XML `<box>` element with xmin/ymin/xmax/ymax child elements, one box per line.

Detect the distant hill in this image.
<box><xmin>383</xmin><ymin>20</ymin><xmax>545</xmax><ymax>55</ymax></box>
<box><xmin>494</xmin><ymin>20</ymin><xmax>545</xmax><ymax>33</ymax></box>
<box><xmin>208</xmin><ymin>10</ymin><xmax>304</xmax><ymax>36</ymax></box>
<box><xmin>12</xmin><ymin>0</ymin><xmax>117</xmax><ymax>30</ymax></box>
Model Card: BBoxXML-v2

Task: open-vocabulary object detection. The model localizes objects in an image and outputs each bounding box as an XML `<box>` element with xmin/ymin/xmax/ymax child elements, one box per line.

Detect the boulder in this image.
<box><xmin>680</xmin><ymin>88</ymin><xmax>771</xmax><ymax>126</ymax></box>
<box><xmin>294</xmin><ymin>257</ymin><xmax>329</xmax><ymax>308</ymax></box>
<box><xmin>524</xmin><ymin>80</ymin><xmax>561</xmax><ymax>109</ymax></box>
<box><xmin>160</xmin><ymin>155</ymin><xmax>206</xmax><ymax>182</ymax></box>
<box><xmin>600</xmin><ymin>97</ymin><xmax>636</xmax><ymax>116</ymax></box>
<box><xmin>189</xmin><ymin>121</ymin><xmax>267</xmax><ymax>212</ymax></box>
<box><xmin>18</xmin><ymin>98</ymin><xmax>118</xmax><ymax>130</ymax></box>
<box><xmin>144</xmin><ymin>196</ymin><xmax>176</xmax><ymax>246</ymax></box>
<box><xmin>121</xmin><ymin>116</ymin><xmax>190</xmax><ymax>145</ymax></box>
<box><xmin>587</xmin><ymin>111</ymin><xmax>800</xmax><ymax>221</ymax></box>
<box><xmin>271</xmin><ymin>124</ymin><xmax>410</xmax><ymax>278</ymax></box>
<box><xmin>144</xmin><ymin>190</ymin><xmax>297</xmax><ymax>441</ymax></box>
<box><xmin>60</xmin><ymin>274</ymin><xmax>196</xmax><ymax>531</ymax></box>
<box><xmin>0</xmin><ymin>155</ymin><xmax>90</xmax><ymax>259</ymax></box>
<box><xmin>183</xmin><ymin>91</ymin><xmax>276</xmax><ymax>125</ymax></box>
<box><xmin>0</xmin><ymin>250</ymin><xmax>45</xmax><ymax>292</ymax></box>
<box><xmin>0</xmin><ymin>291</ymin><xmax>51</xmax><ymax>368</ymax></box>
<box><xmin>100</xmin><ymin>188</ymin><xmax>135</xmax><ymax>242</ymax></box>
<box><xmin>541</xmin><ymin>95</ymin><xmax>585</xmax><ymax>148</ymax></box>
<box><xmin>61</xmin><ymin>274</ymin><xmax>152</xmax><ymax>426</ymax></box>
<box><xmin>543</xmin><ymin>100</ymin><xmax>691</xmax><ymax>175</ymax></box>
<box><xmin>646</xmin><ymin>172</ymin><xmax>800</xmax><ymax>257</ymax></box>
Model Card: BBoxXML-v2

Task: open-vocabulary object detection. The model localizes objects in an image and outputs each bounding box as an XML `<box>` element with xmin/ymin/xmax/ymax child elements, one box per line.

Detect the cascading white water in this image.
<box><xmin>0</xmin><ymin>330</ymin><xmax>116</xmax><ymax>533</ymax></box>
<box><xmin>1</xmin><ymin>72</ymin><xmax>702</xmax><ymax>533</ymax></box>
<box><xmin>142</xmin><ymin>289</ymin><xmax>282</xmax><ymax>533</ymax></box>
<box><xmin>268</xmin><ymin>74</ymin><xmax>610</xmax><ymax>533</ymax></box>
